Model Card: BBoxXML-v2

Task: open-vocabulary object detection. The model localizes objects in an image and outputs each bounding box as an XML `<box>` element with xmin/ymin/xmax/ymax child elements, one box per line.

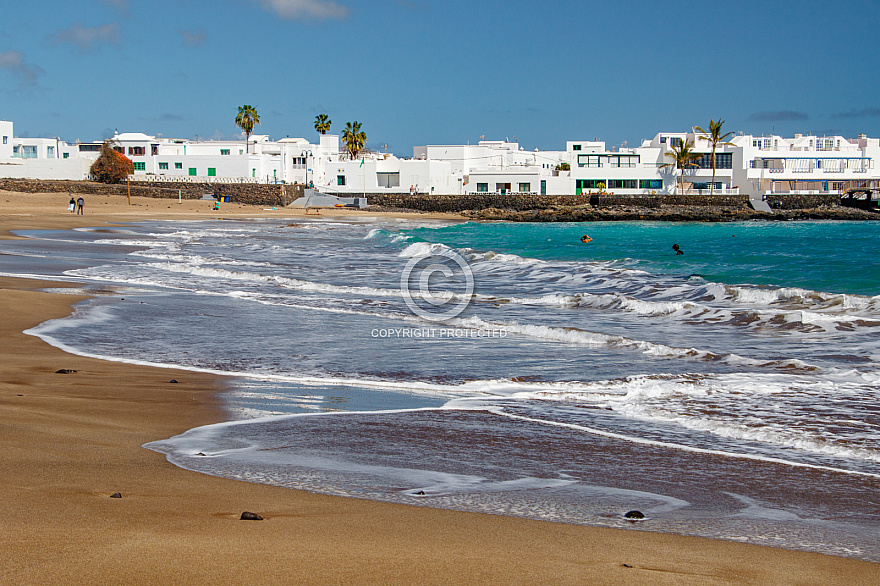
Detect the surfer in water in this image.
<box><xmin>673</xmin><ymin>243</ymin><xmax>683</xmax><ymax>255</ymax></box>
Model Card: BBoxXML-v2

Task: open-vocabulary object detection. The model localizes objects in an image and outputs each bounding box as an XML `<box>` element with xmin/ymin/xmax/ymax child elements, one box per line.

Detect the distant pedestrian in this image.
<box><xmin>76</xmin><ymin>197</ymin><xmax>84</xmax><ymax>215</ymax></box>
<box><xmin>68</xmin><ymin>196</ymin><xmax>76</xmax><ymax>213</ymax></box>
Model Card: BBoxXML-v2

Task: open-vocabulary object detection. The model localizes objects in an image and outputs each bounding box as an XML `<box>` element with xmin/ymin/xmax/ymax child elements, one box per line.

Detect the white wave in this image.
<box><xmin>398</xmin><ymin>241</ymin><xmax>453</xmax><ymax>258</ymax></box>
<box><xmin>489</xmin><ymin>407</ymin><xmax>880</xmax><ymax>479</ymax></box>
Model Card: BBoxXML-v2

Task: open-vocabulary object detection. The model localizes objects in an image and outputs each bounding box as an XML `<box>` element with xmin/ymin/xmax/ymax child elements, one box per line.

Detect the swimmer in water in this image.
<box><xmin>581</xmin><ymin>235</ymin><xmax>592</xmax><ymax>243</ymax></box>
<box><xmin>672</xmin><ymin>243</ymin><xmax>683</xmax><ymax>255</ymax></box>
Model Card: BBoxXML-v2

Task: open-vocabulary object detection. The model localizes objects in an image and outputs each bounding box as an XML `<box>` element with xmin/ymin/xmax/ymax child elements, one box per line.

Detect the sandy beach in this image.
<box><xmin>1</xmin><ymin>190</ymin><xmax>878</xmax><ymax>585</ymax></box>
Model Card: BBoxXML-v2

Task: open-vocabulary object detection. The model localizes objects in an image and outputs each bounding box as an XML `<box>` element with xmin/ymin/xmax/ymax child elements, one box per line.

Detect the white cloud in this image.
<box><xmin>254</xmin><ymin>0</ymin><xmax>349</xmax><ymax>19</ymax></box>
<box><xmin>50</xmin><ymin>22</ymin><xmax>120</xmax><ymax>51</ymax></box>
<box><xmin>0</xmin><ymin>50</ymin><xmax>44</xmax><ymax>86</ymax></box>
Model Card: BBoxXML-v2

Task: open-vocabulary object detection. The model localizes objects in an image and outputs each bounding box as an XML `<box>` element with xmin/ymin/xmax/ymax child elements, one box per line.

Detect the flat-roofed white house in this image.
<box><xmin>0</xmin><ymin>120</ymin><xmax>94</xmax><ymax>180</ymax></box>
<box><xmin>730</xmin><ymin>133</ymin><xmax>878</xmax><ymax>198</ymax></box>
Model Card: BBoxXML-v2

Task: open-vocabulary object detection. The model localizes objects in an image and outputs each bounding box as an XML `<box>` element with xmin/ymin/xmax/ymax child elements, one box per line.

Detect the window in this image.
<box><xmin>576</xmin><ymin>179</ymin><xmax>605</xmax><ymax>189</ymax></box>
<box><xmin>377</xmin><ymin>172</ymin><xmax>400</xmax><ymax>188</ymax></box>
<box><xmin>208</xmin><ymin>168</ymin><xmax>216</xmax><ymax>176</ymax></box>
<box><xmin>572</xmin><ymin>144</ymin><xmax>581</xmax><ymax>151</ymax></box>
<box><xmin>518</xmin><ymin>182</ymin><xmax>530</xmax><ymax>192</ymax></box>
<box><xmin>47</xmin><ymin>146</ymin><xmax>55</xmax><ymax>158</ymax></box>
<box><xmin>175</xmin><ymin>162</ymin><xmax>183</xmax><ymax>169</ymax></box>
<box><xmin>607</xmin><ymin>179</ymin><xmax>637</xmax><ymax>189</ymax></box>
<box><xmin>113</xmin><ymin>146</ymin><xmax>124</xmax><ymax>154</ymax></box>
<box><xmin>63</xmin><ymin>153</ymin><xmax>69</xmax><ymax>159</ymax></box>
<box><xmin>158</xmin><ymin>162</ymin><xmax>168</xmax><ymax>170</ymax></box>
<box><xmin>12</xmin><ymin>146</ymin><xmax>19</xmax><ymax>156</ymax></box>
<box><xmin>476</xmin><ymin>183</ymin><xmax>488</xmax><ymax>192</ymax></box>
<box><xmin>660</xmin><ymin>136</ymin><xmax>667</xmax><ymax>144</ymax></box>
<box><xmin>133</xmin><ymin>162</ymin><xmax>146</xmax><ymax>171</ymax></box>
<box><xmin>541</xmin><ymin>180</ymin><xmax>546</xmax><ymax>195</ymax></box>
<box><xmin>21</xmin><ymin>145</ymin><xmax>37</xmax><ymax>158</ymax></box>
<box><xmin>337</xmin><ymin>175</ymin><xmax>346</xmax><ymax>186</ymax></box>
<box><xmin>694</xmin><ymin>182</ymin><xmax>722</xmax><ymax>190</ymax></box>
<box><xmin>220</xmin><ymin>149</ymin><xmax>230</xmax><ymax>155</ymax></box>
<box><xmin>670</xmin><ymin>137</ymin><xmax>682</xmax><ymax>148</ymax></box>
<box><xmin>188</xmin><ymin>168</ymin><xmax>197</xmax><ymax>176</ymax></box>
<box><xmin>128</xmin><ymin>146</ymin><xmax>145</xmax><ymax>156</ymax></box>
<box><xmin>609</xmin><ymin>155</ymin><xmax>638</xmax><ymax>168</ymax></box>
<box><xmin>693</xmin><ymin>153</ymin><xmax>732</xmax><ymax>169</ymax></box>
<box><xmin>79</xmin><ymin>144</ymin><xmax>101</xmax><ymax>152</ymax></box>
<box><xmin>578</xmin><ymin>155</ymin><xmax>602</xmax><ymax>168</ymax></box>
<box><xmin>2</xmin><ymin>136</ymin><xmax>6</xmax><ymax>144</ymax></box>
<box><xmin>639</xmin><ymin>179</ymin><xmax>662</xmax><ymax>189</ymax></box>
<box><xmin>151</xmin><ymin>145</ymin><xmax>158</xmax><ymax>156</ymax></box>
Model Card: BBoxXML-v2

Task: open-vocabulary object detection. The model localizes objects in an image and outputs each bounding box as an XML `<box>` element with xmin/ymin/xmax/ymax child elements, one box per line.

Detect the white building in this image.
<box><xmin>2</xmin><ymin>117</ymin><xmax>879</xmax><ymax>199</ymax></box>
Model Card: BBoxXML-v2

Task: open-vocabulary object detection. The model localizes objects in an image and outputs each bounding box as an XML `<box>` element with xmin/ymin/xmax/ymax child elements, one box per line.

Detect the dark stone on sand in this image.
<box><xmin>240</xmin><ymin>511</ymin><xmax>263</xmax><ymax>521</ymax></box>
<box><xmin>623</xmin><ymin>510</ymin><xmax>645</xmax><ymax>520</ymax></box>
<box><xmin>110</xmin><ymin>492</ymin><xmax>122</xmax><ymax>498</ymax></box>
<box><xmin>55</xmin><ymin>369</ymin><xmax>77</xmax><ymax>374</ymax></box>
<box><xmin>169</xmin><ymin>379</ymin><xmax>179</xmax><ymax>383</ymax></box>
<box><xmin>622</xmin><ymin>564</ymin><xmax>633</xmax><ymax>568</ymax></box>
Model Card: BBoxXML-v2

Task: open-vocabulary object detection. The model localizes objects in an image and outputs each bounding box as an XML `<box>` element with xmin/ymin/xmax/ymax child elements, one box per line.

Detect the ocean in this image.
<box><xmin>3</xmin><ymin>217</ymin><xmax>879</xmax><ymax>561</ymax></box>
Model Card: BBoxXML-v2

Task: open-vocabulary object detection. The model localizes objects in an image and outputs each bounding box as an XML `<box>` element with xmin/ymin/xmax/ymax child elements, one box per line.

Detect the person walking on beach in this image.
<box><xmin>76</xmin><ymin>196</ymin><xmax>84</xmax><ymax>215</ymax></box>
<box><xmin>68</xmin><ymin>196</ymin><xmax>76</xmax><ymax>213</ymax></box>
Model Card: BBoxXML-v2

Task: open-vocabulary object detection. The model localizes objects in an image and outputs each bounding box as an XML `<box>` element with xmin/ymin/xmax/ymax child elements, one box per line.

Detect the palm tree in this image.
<box><xmin>314</xmin><ymin>113</ymin><xmax>331</xmax><ymax>135</ymax></box>
<box><xmin>235</xmin><ymin>105</ymin><xmax>261</xmax><ymax>153</ymax></box>
<box><xmin>694</xmin><ymin>119</ymin><xmax>734</xmax><ymax>195</ymax></box>
<box><xmin>341</xmin><ymin>121</ymin><xmax>366</xmax><ymax>160</ymax></box>
<box><xmin>660</xmin><ymin>138</ymin><xmax>701</xmax><ymax>195</ymax></box>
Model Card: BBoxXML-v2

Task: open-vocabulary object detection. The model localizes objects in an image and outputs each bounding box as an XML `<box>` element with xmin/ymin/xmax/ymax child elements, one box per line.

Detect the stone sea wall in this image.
<box><xmin>0</xmin><ymin>178</ymin><xmax>306</xmax><ymax>207</ymax></box>
<box><xmin>0</xmin><ymin>179</ymin><xmax>859</xmax><ymax>219</ymax></box>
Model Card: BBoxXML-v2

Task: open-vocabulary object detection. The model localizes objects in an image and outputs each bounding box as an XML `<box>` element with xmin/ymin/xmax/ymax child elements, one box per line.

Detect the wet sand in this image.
<box><xmin>1</xmin><ymin>190</ymin><xmax>878</xmax><ymax>584</ymax></box>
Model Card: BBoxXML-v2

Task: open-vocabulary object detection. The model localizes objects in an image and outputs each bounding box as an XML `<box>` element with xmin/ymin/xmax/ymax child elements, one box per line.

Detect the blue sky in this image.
<box><xmin>2</xmin><ymin>0</ymin><xmax>880</xmax><ymax>155</ymax></box>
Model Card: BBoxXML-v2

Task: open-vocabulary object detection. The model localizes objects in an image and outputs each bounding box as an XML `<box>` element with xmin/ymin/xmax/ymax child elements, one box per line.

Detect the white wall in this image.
<box><xmin>0</xmin><ymin>121</ymin><xmax>12</xmax><ymax>159</ymax></box>
<box><xmin>1</xmin><ymin>157</ymin><xmax>91</xmax><ymax>180</ymax></box>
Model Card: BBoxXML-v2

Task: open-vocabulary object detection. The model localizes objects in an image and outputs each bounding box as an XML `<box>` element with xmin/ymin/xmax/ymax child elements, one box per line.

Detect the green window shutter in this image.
<box><xmin>208</xmin><ymin>168</ymin><xmax>216</xmax><ymax>176</ymax></box>
<box><xmin>175</xmin><ymin>162</ymin><xmax>182</xmax><ymax>169</ymax></box>
<box><xmin>158</xmin><ymin>162</ymin><xmax>168</xmax><ymax>170</ymax></box>
<box><xmin>188</xmin><ymin>168</ymin><xmax>197</xmax><ymax>176</ymax></box>
<box><xmin>133</xmin><ymin>162</ymin><xmax>145</xmax><ymax>171</ymax></box>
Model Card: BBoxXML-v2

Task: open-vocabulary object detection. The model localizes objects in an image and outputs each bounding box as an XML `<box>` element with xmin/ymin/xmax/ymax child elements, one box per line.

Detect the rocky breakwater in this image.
<box><xmin>366</xmin><ymin>190</ymin><xmax>877</xmax><ymax>222</ymax></box>
<box><xmin>461</xmin><ymin>205</ymin><xmax>879</xmax><ymax>222</ymax></box>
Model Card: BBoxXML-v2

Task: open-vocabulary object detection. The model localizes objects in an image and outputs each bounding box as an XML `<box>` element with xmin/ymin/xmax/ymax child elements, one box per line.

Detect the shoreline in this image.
<box><xmin>2</xmin><ymin>193</ymin><xmax>879</xmax><ymax>583</ymax></box>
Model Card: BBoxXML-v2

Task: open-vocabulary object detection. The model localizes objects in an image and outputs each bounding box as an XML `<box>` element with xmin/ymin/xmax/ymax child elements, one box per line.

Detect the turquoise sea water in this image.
<box><xmin>3</xmin><ymin>217</ymin><xmax>880</xmax><ymax>562</ymax></box>
<box><xmin>403</xmin><ymin>221</ymin><xmax>880</xmax><ymax>296</ymax></box>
